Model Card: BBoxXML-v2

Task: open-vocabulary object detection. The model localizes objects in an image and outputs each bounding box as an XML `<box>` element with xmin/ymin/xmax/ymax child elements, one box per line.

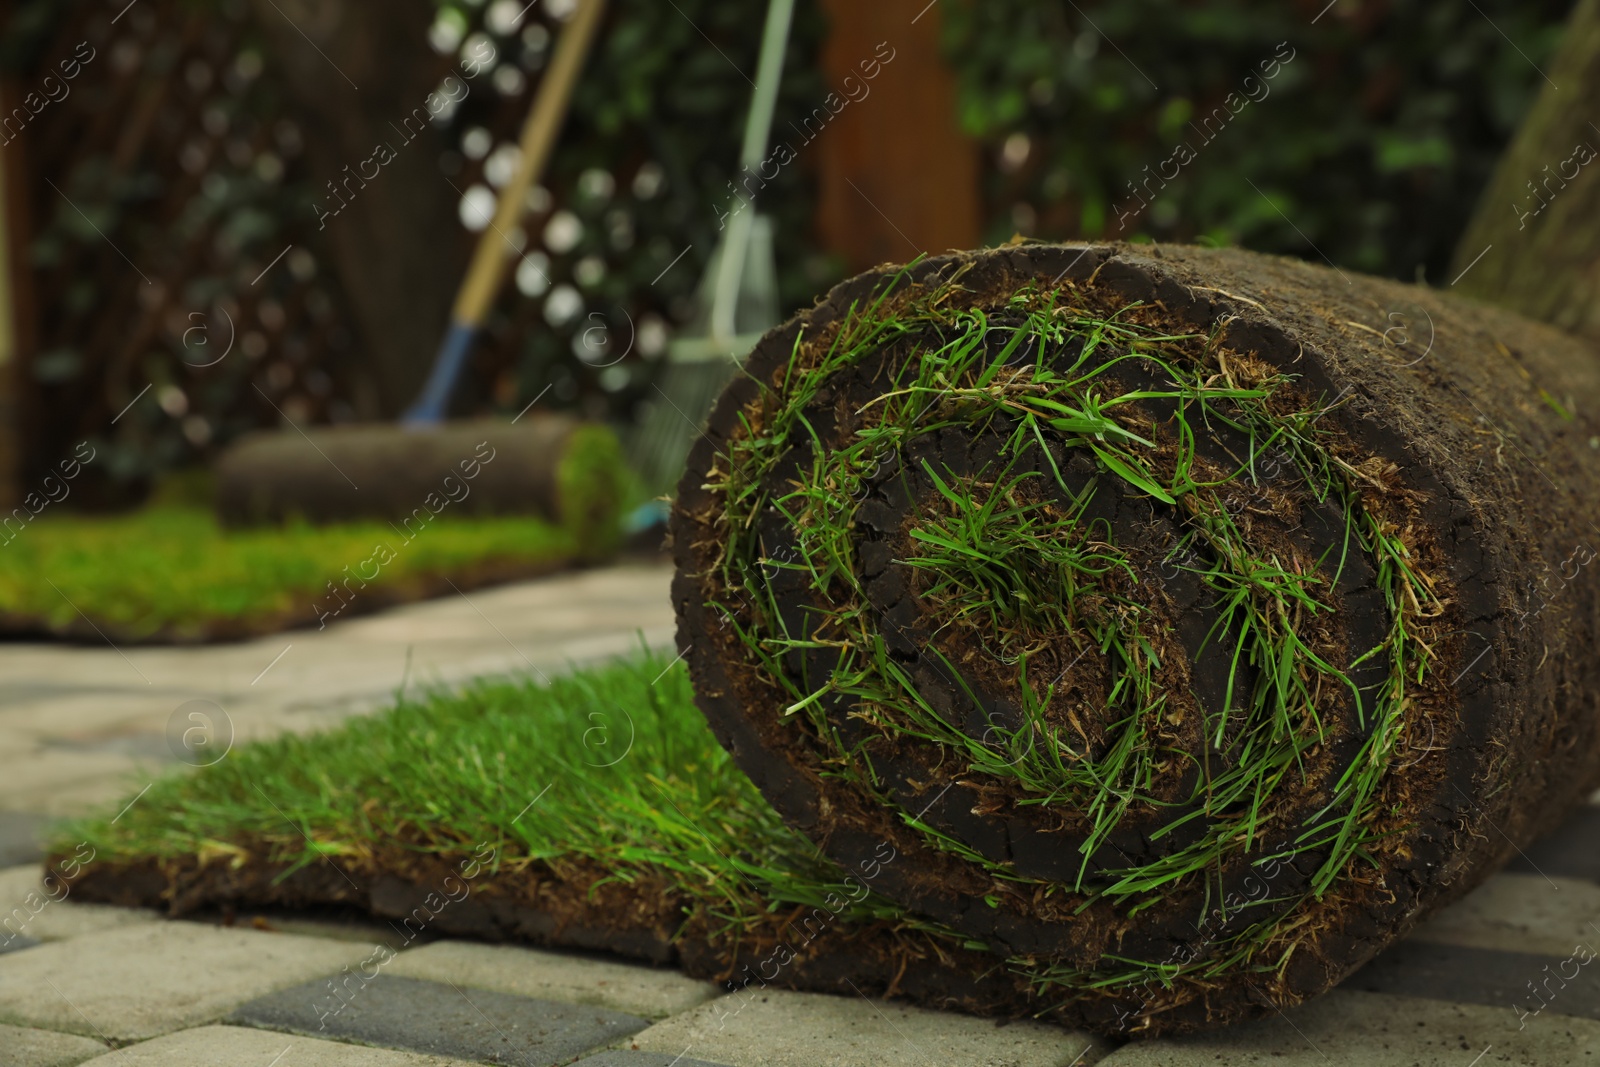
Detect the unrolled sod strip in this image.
<box><xmin>671</xmin><ymin>242</ymin><xmax>1600</xmax><ymax>1033</ymax></box>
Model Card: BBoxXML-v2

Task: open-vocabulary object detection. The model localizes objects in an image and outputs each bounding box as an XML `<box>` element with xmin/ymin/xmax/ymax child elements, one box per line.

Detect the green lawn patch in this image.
<box><xmin>50</xmin><ymin>652</ymin><xmax>1094</xmax><ymax>1026</ymax></box>
<box><xmin>56</xmin><ymin>652</ymin><xmax>872</xmax><ymax>923</ymax></box>
<box><xmin>0</xmin><ymin>503</ymin><xmax>583</xmax><ymax>642</ymax></box>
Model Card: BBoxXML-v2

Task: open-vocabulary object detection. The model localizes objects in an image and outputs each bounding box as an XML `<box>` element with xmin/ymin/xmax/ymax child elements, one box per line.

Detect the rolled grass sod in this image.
<box><xmin>671</xmin><ymin>243</ymin><xmax>1600</xmax><ymax>1032</ymax></box>
<box><xmin>214</xmin><ymin>417</ymin><xmax>628</xmax><ymax>557</ymax></box>
<box><xmin>53</xmin><ymin>242</ymin><xmax>1600</xmax><ymax>1037</ymax></box>
<box><xmin>0</xmin><ymin>503</ymin><xmax>585</xmax><ymax>642</ymax></box>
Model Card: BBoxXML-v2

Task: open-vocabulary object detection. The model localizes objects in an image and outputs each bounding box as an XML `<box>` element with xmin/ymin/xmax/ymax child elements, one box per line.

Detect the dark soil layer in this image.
<box><xmin>671</xmin><ymin>243</ymin><xmax>1600</xmax><ymax>1031</ymax></box>
<box><xmin>59</xmin><ymin>845</ymin><xmax>1109</xmax><ymax>1026</ymax></box>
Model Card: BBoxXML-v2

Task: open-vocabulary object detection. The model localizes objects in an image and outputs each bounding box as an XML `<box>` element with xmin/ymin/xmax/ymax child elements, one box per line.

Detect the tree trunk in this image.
<box><xmin>248</xmin><ymin>0</ymin><xmax>467</xmax><ymax>417</ymax></box>
<box><xmin>1450</xmin><ymin>0</ymin><xmax>1600</xmax><ymax>338</ymax></box>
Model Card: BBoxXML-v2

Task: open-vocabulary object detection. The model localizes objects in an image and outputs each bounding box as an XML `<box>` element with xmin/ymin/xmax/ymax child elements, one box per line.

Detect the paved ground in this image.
<box><xmin>0</xmin><ymin>563</ymin><xmax>677</xmax><ymax>819</ymax></box>
<box><xmin>3</xmin><ymin>564</ymin><xmax>1599</xmax><ymax>1066</ymax></box>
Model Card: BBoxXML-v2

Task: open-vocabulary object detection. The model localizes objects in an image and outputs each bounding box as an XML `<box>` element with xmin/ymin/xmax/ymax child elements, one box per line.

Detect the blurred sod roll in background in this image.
<box><xmin>214</xmin><ymin>415</ymin><xmax>628</xmax><ymax>559</ymax></box>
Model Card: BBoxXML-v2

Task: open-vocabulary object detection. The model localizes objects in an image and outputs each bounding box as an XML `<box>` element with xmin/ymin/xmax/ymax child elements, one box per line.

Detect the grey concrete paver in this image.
<box><xmin>0</xmin><ymin>933</ymin><xmax>39</xmax><ymax>954</ymax></box>
<box><xmin>386</xmin><ymin>940</ymin><xmax>720</xmax><ymax>1019</ymax></box>
<box><xmin>1349</xmin><ymin>940</ymin><xmax>1600</xmax><ymax>1021</ymax></box>
<box><xmin>0</xmin><ymin>812</ymin><xmax>46</xmax><ymax>867</ymax></box>
<box><xmin>0</xmin><ymin>1021</ymin><xmax>106</xmax><ymax>1067</ymax></box>
<box><xmin>1406</xmin><ymin>871</ymin><xmax>1600</xmax><ymax>956</ymax></box>
<box><xmin>73</xmin><ymin>1025</ymin><xmax>482</xmax><ymax>1066</ymax></box>
<box><xmin>1093</xmin><ymin>988</ymin><xmax>1600</xmax><ymax>1065</ymax></box>
<box><xmin>0</xmin><ymin>864</ymin><xmax>157</xmax><ymax>947</ymax></box>
<box><xmin>227</xmin><ymin>974</ymin><xmax>648</xmax><ymax>1066</ymax></box>
<box><xmin>0</xmin><ymin>565</ymin><xmax>674</xmax><ymax>816</ymax></box>
<box><xmin>0</xmin><ymin>920</ymin><xmax>381</xmax><ymax>1041</ymax></box>
<box><xmin>630</xmin><ymin>988</ymin><xmax>1108</xmax><ymax>1067</ymax></box>
<box><xmin>1511</xmin><ymin>803</ymin><xmax>1600</xmax><ymax>883</ymax></box>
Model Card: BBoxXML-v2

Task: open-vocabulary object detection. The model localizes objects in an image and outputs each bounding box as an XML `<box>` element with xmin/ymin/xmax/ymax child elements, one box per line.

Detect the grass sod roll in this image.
<box><xmin>215</xmin><ymin>415</ymin><xmax>628</xmax><ymax>558</ymax></box>
<box><xmin>670</xmin><ymin>243</ymin><xmax>1600</xmax><ymax>1032</ymax></box>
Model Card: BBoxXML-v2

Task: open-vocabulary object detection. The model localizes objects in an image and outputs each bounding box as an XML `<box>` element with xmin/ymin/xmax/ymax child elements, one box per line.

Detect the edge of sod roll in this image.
<box><xmin>555</xmin><ymin>420</ymin><xmax>629</xmax><ymax>562</ymax></box>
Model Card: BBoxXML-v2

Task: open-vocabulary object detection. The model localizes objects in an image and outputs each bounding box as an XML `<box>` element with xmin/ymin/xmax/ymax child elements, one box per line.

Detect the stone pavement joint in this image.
<box><xmin>227</xmin><ymin>973</ymin><xmax>649</xmax><ymax>1067</ymax></box>
<box><xmin>386</xmin><ymin>939</ymin><xmax>721</xmax><ymax>1019</ymax></box>
<box><xmin>630</xmin><ymin>987</ymin><xmax>1110</xmax><ymax>1067</ymax></box>
<box><xmin>0</xmin><ymin>933</ymin><xmax>39</xmax><ymax>954</ymax></box>
<box><xmin>0</xmin><ymin>1021</ymin><xmax>107</xmax><ymax>1067</ymax></box>
<box><xmin>0</xmin><ymin>919</ymin><xmax>382</xmax><ymax>1041</ymax></box>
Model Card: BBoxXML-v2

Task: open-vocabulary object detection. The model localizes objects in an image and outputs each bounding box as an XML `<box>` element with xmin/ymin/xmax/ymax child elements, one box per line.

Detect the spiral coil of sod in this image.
<box><xmin>671</xmin><ymin>243</ymin><xmax>1600</xmax><ymax>1032</ymax></box>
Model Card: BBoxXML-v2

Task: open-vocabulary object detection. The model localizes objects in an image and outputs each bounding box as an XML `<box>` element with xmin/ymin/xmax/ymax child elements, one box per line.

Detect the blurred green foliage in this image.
<box><xmin>4</xmin><ymin>0</ymin><xmax>1576</xmax><ymax>497</ymax></box>
<box><xmin>942</xmin><ymin>0</ymin><xmax>1574</xmax><ymax>281</ymax></box>
<box><xmin>4</xmin><ymin>0</ymin><xmax>829</xmax><ymax>495</ymax></box>
<box><xmin>455</xmin><ymin>0</ymin><xmax>834</xmax><ymax>427</ymax></box>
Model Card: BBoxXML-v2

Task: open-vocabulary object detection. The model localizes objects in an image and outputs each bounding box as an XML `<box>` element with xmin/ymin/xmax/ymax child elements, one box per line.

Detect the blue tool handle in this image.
<box><xmin>402</xmin><ymin>320</ymin><xmax>479</xmax><ymax>426</ymax></box>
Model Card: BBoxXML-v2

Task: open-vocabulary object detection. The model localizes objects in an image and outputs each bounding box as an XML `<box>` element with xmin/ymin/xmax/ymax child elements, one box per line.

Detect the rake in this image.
<box><xmin>628</xmin><ymin>0</ymin><xmax>796</xmax><ymax>502</ymax></box>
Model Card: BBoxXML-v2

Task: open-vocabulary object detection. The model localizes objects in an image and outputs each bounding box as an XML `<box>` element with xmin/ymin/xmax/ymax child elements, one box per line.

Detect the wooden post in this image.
<box><xmin>0</xmin><ymin>73</ymin><xmax>34</xmax><ymax>508</ymax></box>
<box><xmin>810</xmin><ymin>0</ymin><xmax>982</xmax><ymax>273</ymax></box>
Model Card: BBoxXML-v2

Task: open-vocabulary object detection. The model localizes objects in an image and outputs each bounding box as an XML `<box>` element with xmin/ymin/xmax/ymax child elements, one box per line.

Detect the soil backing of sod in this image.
<box><xmin>670</xmin><ymin>242</ymin><xmax>1600</xmax><ymax>1031</ymax></box>
<box><xmin>49</xmin><ymin>243</ymin><xmax>1600</xmax><ymax>1038</ymax></box>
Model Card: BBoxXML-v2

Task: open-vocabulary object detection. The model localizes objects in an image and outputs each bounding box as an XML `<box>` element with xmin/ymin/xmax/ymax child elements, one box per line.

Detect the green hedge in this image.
<box><xmin>943</xmin><ymin>0</ymin><xmax>1573</xmax><ymax>281</ymax></box>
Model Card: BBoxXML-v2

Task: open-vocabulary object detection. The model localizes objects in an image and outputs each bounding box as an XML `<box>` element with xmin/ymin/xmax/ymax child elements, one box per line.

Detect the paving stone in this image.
<box><xmin>1349</xmin><ymin>939</ymin><xmax>1600</xmax><ymax>1022</ymax></box>
<box><xmin>572</xmin><ymin>1052</ymin><xmax>732</xmax><ymax>1067</ymax></box>
<box><xmin>0</xmin><ymin>1021</ymin><xmax>106</xmax><ymax>1067</ymax></box>
<box><xmin>228</xmin><ymin>973</ymin><xmax>649</xmax><ymax>1067</ymax></box>
<box><xmin>0</xmin><ymin>864</ymin><xmax>158</xmax><ymax>946</ymax></box>
<box><xmin>1093</xmin><ymin>988</ymin><xmax>1600</xmax><ymax>1065</ymax></box>
<box><xmin>0</xmin><ymin>933</ymin><xmax>40</xmax><ymax>954</ymax></box>
<box><xmin>630</xmin><ymin>988</ymin><xmax>1107</xmax><ymax>1067</ymax></box>
<box><xmin>73</xmin><ymin>1025</ymin><xmax>480</xmax><ymax>1066</ymax></box>
<box><xmin>0</xmin><ymin>812</ymin><xmax>47</xmax><ymax>867</ymax></box>
<box><xmin>386</xmin><ymin>940</ymin><xmax>720</xmax><ymax>1019</ymax></box>
<box><xmin>1406</xmin><ymin>871</ymin><xmax>1600</xmax><ymax>955</ymax></box>
<box><xmin>0</xmin><ymin>565</ymin><xmax>674</xmax><ymax>817</ymax></box>
<box><xmin>1512</xmin><ymin>803</ymin><xmax>1600</xmax><ymax>883</ymax></box>
<box><xmin>0</xmin><ymin>919</ymin><xmax>381</xmax><ymax>1041</ymax></box>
